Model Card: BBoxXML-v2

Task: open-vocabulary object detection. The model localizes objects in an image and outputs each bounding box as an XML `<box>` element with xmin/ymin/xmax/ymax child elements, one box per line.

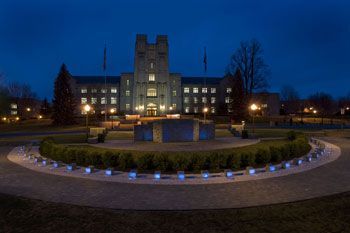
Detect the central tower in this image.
<box><xmin>133</xmin><ymin>34</ymin><xmax>170</xmax><ymax>116</ymax></box>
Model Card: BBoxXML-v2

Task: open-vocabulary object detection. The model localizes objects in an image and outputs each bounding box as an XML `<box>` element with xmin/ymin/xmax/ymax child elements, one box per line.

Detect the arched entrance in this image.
<box><xmin>146</xmin><ymin>103</ymin><xmax>157</xmax><ymax>116</ymax></box>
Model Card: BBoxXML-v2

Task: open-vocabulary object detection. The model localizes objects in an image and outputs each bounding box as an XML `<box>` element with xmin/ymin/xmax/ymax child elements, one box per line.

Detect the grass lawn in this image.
<box><xmin>0</xmin><ymin>192</ymin><xmax>349</xmax><ymax>233</ymax></box>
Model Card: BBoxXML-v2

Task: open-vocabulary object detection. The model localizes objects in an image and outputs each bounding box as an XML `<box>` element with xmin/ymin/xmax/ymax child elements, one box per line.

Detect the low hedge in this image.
<box><xmin>39</xmin><ymin>134</ymin><xmax>311</xmax><ymax>173</ymax></box>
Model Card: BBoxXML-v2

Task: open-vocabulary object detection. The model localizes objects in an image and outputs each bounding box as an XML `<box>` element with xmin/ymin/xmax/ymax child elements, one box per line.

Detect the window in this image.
<box><xmin>172</xmin><ymin>103</ymin><xmax>177</xmax><ymax>109</ymax></box>
<box><xmin>91</xmin><ymin>88</ymin><xmax>97</xmax><ymax>93</ymax></box>
<box><xmin>11</xmin><ymin>110</ymin><xmax>17</xmax><ymax>115</ymax></box>
<box><xmin>194</xmin><ymin>107</ymin><xmax>198</xmax><ymax>113</ymax></box>
<box><xmin>202</xmin><ymin>87</ymin><xmax>207</xmax><ymax>93</ymax></box>
<box><xmin>226</xmin><ymin>88</ymin><xmax>232</xmax><ymax>93</ymax></box>
<box><xmin>211</xmin><ymin>97</ymin><xmax>216</xmax><ymax>104</ymax></box>
<box><xmin>111</xmin><ymin>97</ymin><xmax>117</xmax><ymax>104</ymax></box>
<box><xmin>184</xmin><ymin>97</ymin><xmax>189</xmax><ymax>103</ymax></box>
<box><xmin>193</xmin><ymin>87</ymin><xmax>198</xmax><ymax>93</ymax></box>
<box><xmin>193</xmin><ymin>97</ymin><xmax>198</xmax><ymax>104</ymax></box>
<box><xmin>111</xmin><ymin>87</ymin><xmax>117</xmax><ymax>93</ymax></box>
<box><xmin>101</xmin><ymin>97</ymin><xmax>106</xmax><ymax>104</ymax></box>
<box><xmin>149</xmin><ymin>74</ymin><xmax>155</xmax><ymax>81</ymax></box>
<box><xmin>10</xmin><ymin>103</ymin><xmax>17</xmax><ymax>109</ymax></box>
<box><xmin>126</xmin><ymin>79</ymin><xmax>130</xmax><ymax>86</ymax></box>
<box><xmin>184</xmin><ymin>87</ymin><xmax>190</xmax><ymax>93</ymax></box>
<box><xmin>81</xmin><ymin>88</ymin><xmax>87</xmax><ymax>94</ymax></box>
<box><xmin>172</xmin><ymin>90</ymin><xmax>177</xmax><ymax>97</ymax></box>
<box><xmin>202</xmin><ymin>97</ymin><xmax>207</xmax><ymax>103</ymax></box>
<box><xmin>211</xmin><ymin>88</ymin><xmax>216</xmax><ymax>93</ymax></box>
<box><xmin>81</xmin><ymin>98</ymin><xmax>87</xmax><ymax>104</ymax></box>
<box><xmin>225</xmin><ymin>97</ymin><xmax>230</xmax><ymax>103</ymax></box>
<box><xmin>101</xmin><ymin>89</ymin><xmax>107</xmax><ymax>93</ymax></box>
<box><xmin>125</xmin><ymin>90</ymin><xmax>130</xmax><ymax>96</ymax></box>
<box><xmin>147</xmin><ymin>88</ymin><xmax>157</xmax><ymax>97</ymax></box>
<box><xmin>211</xmin><ymin>107</ymin><xmax>215</xmax><ymax>114</ymax></box>
<box><xmin>91</xmin><ymin>97</ymin><xmax>97</xmax><ymax>104</ymax></box>
<box><xmin>150</xmin><ymin>62</ymin><xmax>154</xmax><ymax>69</ymax></box>
<box><xmin>125</xmin><ymin>104</ymin><xmax>130</xmax><ymax>110</ymax></box>
<box><xmin>261</xmin><ymin>104</ymin><xmax>268</xmax><ymax>108</ymax></box>
<box><xmin>185</xmin><ymin>107</ymin><xmax>190</xmax><ymax>113</ymax></box>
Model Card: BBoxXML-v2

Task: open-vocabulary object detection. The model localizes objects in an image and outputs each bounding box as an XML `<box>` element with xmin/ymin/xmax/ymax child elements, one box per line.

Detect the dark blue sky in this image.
<box><xmin>0</xmin><ymin>0</ymin><xmax>349</xmax><ymax>100</ymax></box>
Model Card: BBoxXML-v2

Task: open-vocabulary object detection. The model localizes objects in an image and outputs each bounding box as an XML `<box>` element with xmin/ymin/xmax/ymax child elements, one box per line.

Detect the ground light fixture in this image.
<box><xmin>53</xmin><ymin>161</ymin><xmax>61</xmax><ymax>168</ymax></box>
<box><xmin>128</xmin><ymin>170</ymin><xmax>137</xmax><ymax>179</ymax></box>
<box><xmin>66</xmin><ymin>163</ymin><xmax>76</xmax><ymax>172</ymax></box>
<box><xmin>177</xmin><ymin>171</ymin><xmax>185</xmax><ymax>181</ymax></box>
<box><xmin>246</xmin><ymin>166</ymin><xmax>256</xmax><ymax>175</ymax></box>
<box><xmin>306</xmin><ymin>155</ymin><xmax>312</xmax><ymax>162</ymax></box>
<box><xmin>85</xmin><ymin>166</ymin><xmax>94</xmax><ymax>174</ymax></box>
<box><xmin>294</xmin><ymin>158</ymin><xmax>303</xmax><ymax>166</ymax></box>
<box><xmin>282</xmin><ymin>161</ymin><xmax>291</xmax><ymax>169</ymax></box>
<box><xmin>224</xmin><ymin>169</ymin><xmax>234</xmax><ymax>179</ymax></box>
<box><xmin>201</xmin><ymin>170</ymin><xmax>209</xmax><ymax>179</ymax></box>
<box><xmin>105</xmin><ymin>168</ymin><xmax>113</xmax><ymax>176</ymax></box>
<box><xmin>266</xmin><ymin>164</ymin><xmax>276</xmax><ymax>172</ymax></box>
<box><xmin>154</xmin><ymin>171</ymin><xmax>161</xmax><ymax>180</ymax></box>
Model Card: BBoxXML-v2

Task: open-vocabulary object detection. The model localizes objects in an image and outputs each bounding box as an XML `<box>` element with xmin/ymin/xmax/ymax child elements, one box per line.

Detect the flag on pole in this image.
<box><xmin>203</xmin><ymin>46</ymin><xmax>207</xmax><ymax>73</ymax></box>
<box><xmin>103</xmin><ymin>44</ymin><xmax>107</xmax><ymax>71</ymax></box>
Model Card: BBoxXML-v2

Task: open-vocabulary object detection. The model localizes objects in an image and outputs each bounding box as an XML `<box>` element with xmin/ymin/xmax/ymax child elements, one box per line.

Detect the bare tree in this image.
<box><xmin>308</xmin><ymin>92</ymin><xmax>336</xmax><ymax>124</ymax></box>
<box><xmin>7</xmin><ymin>81</ymin><xmax>36</xmax><ymax>99</ymax></box>
<box><xmin>229</xmin><ymin>39</ymin><xmax>270</xmax><ymax>99</ymax></box>
<box><xmin>280</xmin><ymin>85</ymin><xmax>301</xmax><ymax>114</ymax></box>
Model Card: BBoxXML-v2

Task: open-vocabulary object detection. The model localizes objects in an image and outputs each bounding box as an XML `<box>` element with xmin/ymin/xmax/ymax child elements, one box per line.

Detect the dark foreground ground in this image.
<box><xmin>1</xmin><ymin>192</ymin><xmax>350</xmax><ymax>233</ymax></box>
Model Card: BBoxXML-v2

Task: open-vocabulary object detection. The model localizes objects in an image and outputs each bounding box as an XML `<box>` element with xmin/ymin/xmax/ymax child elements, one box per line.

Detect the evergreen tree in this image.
<box><xmin>52</xmin><ymin>64</ymin><xmax>76</xmax><ymax>125</ymax></box>
<box><xmin>40</xmin><ymin>98</ymin><xmax>51</xmax><ymax>117</ymax></box>
<box><xmin>230</xmin><ymin>69</ymin><xmax>247</xmax><ymax>122</ymax></box>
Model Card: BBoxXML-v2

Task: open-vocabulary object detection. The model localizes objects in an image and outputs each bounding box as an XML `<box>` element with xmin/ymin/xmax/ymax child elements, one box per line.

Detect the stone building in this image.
<box><xmin>71</xmin><ymin>34</ymin><xmax>280</xmax><ymax>116</ymax></box>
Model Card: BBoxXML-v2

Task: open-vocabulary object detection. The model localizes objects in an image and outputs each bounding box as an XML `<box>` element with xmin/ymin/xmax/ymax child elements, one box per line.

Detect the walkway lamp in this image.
<box><xmin>250</xmin><ymin>104</ymin><xmax>258</xmax><ymax>133</ymax></box>
<box><xmin>110</xmin><ymin>108</ymin><xmax>115</xmax><ymax>129</ymax></box>
<box><xmin>84</xmin><ymin>104</ymin><xmax>91</xmax><ymax>137</ymax></box>
<box><xmin>203</xmin><ymin>107</ymin><xmax>208</xmax><ymax>124</ymax></box>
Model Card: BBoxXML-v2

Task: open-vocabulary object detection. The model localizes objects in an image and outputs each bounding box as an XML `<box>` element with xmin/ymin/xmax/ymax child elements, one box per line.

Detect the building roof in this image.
<box><xmin>181</xmin><ymin>77</ymin><xmax>222</xmax><ymax>85</ymax></box>
<box><xmin>73</xmin><ymin>76</ymin><xmax>120</xmax><ymax>84</ymax></box>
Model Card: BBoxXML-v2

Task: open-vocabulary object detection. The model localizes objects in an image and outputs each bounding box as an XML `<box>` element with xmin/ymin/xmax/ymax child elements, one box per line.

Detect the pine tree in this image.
<box><xmin>51</xmin><ymin>64</ymin><xmax>76</xmax><ymax>125</ymax></box>
<box><xmin>230</xmin><ymin>69</ymin><xmax>247</xmax><ymax>122</ymax></box>
<box><xmin>40</xmin><ymin>98</ymin><xmax>51</xmax><ymax>117</ymax></box>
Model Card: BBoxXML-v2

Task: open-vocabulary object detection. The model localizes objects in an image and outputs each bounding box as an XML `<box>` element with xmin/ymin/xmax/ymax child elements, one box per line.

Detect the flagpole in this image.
<box><xmin>203</xmin><ymin>46</ymin><xmax>207</xmax><ymax>123</ymax></box>
<box><xmin>104</xmin><ymin>43</ymin><xmax>107</xmax><ymax>122</ymax></box>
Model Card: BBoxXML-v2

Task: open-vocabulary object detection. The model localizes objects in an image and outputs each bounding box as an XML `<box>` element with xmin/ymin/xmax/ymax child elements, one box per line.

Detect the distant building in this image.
<box><xmin>5</xmin><ymin>97</ymin><xmax>41</xmax><ymax>120</ymax></box>
<box><xmin>71</xmin><ymin>34</ymin><xmax>279</xmax><ymax>116</ymax></box>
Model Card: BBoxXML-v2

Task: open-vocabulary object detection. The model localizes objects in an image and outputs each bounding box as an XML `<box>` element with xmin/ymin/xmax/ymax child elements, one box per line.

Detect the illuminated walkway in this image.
<box><xmin>0</xmin><ymin>137</ymin><xmax>349</xmax><ymax>210</ymax></box>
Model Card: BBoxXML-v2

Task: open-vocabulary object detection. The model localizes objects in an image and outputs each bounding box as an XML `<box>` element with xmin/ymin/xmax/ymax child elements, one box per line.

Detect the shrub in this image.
<box><xmin>269</xmin><ymin>146</ymin><xmax>282</xmax><ymax>163</ymax></box>
<box><xmin>153</xmin><ymin>153</ymin><xmax>173</xmax><ymax>171</ymax></box>
<box><xmin>255</xmin><ymin>148</ymin><xmax>271</xmax><ymax>165</ymax></box>
<box><xmin>241</xmin><ymin>130</ymin><xmax>249</xmax><ymax>139</ymax></box>
<box><xmin>136</xmin><ymin>153</ymin><xmax>155</xmax><ymax>171</ymax></box>
<box><xmin>102</xmin><ymin>151</ymin><xmax>119</xmax><ymax>168</ymax></box>
<box><xmin>172</xmin><ymin>154</ymin><xmax>189</xmax><ymax>171</ymax></box>
<box><xmin>97</xmin><ymin>133</ymin><xmax>106</xmax><ymax>143</ymax></box>
<box><xmin>240</xmin><ymin>152</ymin><xmax>255</xmax><ymax>168</ymax></box>
<box><xmin>86</xmin><ymin>151</ymin><xmax>102</xmax><ymax>167</ymax></box>
<box><xmin>119</xmin><ymin>152</ymin><xmax>135</xmax><ymax>170</ymax></box>
<box><xmin>230</xmin><ymin>153</ymin><xmax>241</xmax><ymax>170</ymax></box>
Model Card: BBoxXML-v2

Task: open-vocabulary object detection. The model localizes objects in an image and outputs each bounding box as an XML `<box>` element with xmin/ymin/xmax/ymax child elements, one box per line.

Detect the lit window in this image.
<box><xmin>125</xmin><ymin>90</ymin><xmax>130</xmax><ymax>96</ymax></box>
<box><xmin>194</xmin><ymin>107</ymin><xmax>198</xmax><ymax>113</ymax></box>
<box><xmin>147</xmin><ymin>88</ymin><xmax>157</xmax><ymax>97</ymax></box>
<box><xmin>149</xmin><ymin>74</ymin><xmax>155</xmax><ymax>81</ymax></box>
<box><xmin>125</xmin><ymin>104</ymin><xmax>130</xmax><ymax>110</ymax></box>
<box><xmin>91</xmin><ymin>98</ymin><xmax>97</xmax><ymax>104</ymax></box>
<box><xmin>101</xmin><ymin>97</ymin><xmax>106</xmax><ymax>104</ymax></box>
<box><xmin>211</xmin><ymin>107</ymin><xmax>215</xmax><ymax>113</ymax></box>
<box><xmin>211</xmin><ymin>88</ymin><xmax>216</xmax><ymax>93</ymax></box>
<box><xmin>193</xmin><ymin>97</ymin><xmax>198</xmax><ymax>104</ymax></box>
<box><xmin>184</xmin><ymin>97</ymin><xmax>189</xmax><ymax>103</ymax></box>
<box><xmin>226</xmin><ymin>88</ymin><xmax>232</xmax><ymax>93</ymax></box>
<box><xmin>185</xmin><ymin>107</ymin><xmax>190</xmax><ymax>113</ymax></box>
<box><xmin>111</xmin><ymin>97</ymin><xmax>117</xmax><ymax>104</ymax></box>
<box><xmin>81</xmin><ymin>98</ymin><xmax>87</xmax><ymax>104</ymax></box>
<box><xmin>81</xmin><ymin>88</ymin><xmax>87</xmax><ymax>93</ymax></box>
<box><xmin>111</xmin><ymin>87</ymin><xmax>117</xmax><ymax>93</ymax></box>
<box><xmin>202</xmin><ymin>97</ymin><xmax>207</xmax><ymax>103</ymax></box>
<box><xmin>91</xmin><ymin>89</ymin><xmax>97</xmax><ymax>93</ymax></box>
<box><xmin>172</xmin><ymin>90</ymin><xmax>177</xmax><ymax>97</ymax></box>
<box><xmin>11</xmin><ymin>110</ymin><xmax>17</xmax><ymax>115</ymax></box>
<box><xmin>193</xmin><ymin>87</ymin><xmax>199</xmax><ymax>93</ymax></box>
<box><xmin>101</xmin><ymin>89</ymin><xmax>107</xmax><ymax>93</ymax></box>
<box><xmin>150</xmin><ymin>62</ymin><xmax>154</xmax><ymax>69</ymax></box>
<box><xmin>10</xmin><ymin>103</ymin><xmax>17</xmax><ymax>109</ymax></box>
<box><xmin>126</xmin><ymin>79</ymin><xmax>130</xmax><ymax>86</ymax></box>
<box><xmin>225</xmin><ymin>97</ymin><xmax>230</xmax><ymax>103</ymax></box>
<box><xmin>211</xmin><ymin>97</ymin><xmax>216</xmax><ymax>104</ymax></box>
<box><xmin>184</xmin><ymin>87</ymin><xmax>190</xmax><ymax>93</ymax></box>
<box><xmin>172</xmin><ymin>103</ymin><xmax>177</xmax><ymax>109</ymax></box>
<box><xmin>262</xmin><ymin>104</ymin><xmax>268</xmax><ymax>108</ymax></box>
<box><xmin>202</xmin><ymin>88</ymin><xmax>207</xmax><ymax>93</ymax></box>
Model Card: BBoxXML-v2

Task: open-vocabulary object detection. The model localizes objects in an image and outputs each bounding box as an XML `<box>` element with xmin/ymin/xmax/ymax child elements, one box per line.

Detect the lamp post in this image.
<box><xmin>203</xmin><ymin>107</ymin><xmax>208</xmax><ymax>124</ymax></box>
<box><xmin>110</xmin><ymin>108</ymin><xmax>115</xmax><ymax>129</ymax></box>
<box><xmin>84</xmin><ymin>104</ymin><xmax>91</xmax><ymax>137</ymax></box>
<box><xmin>250</xmin><ymin>104</ymin><xmax>258</xmax><ymax>134</ymax></box>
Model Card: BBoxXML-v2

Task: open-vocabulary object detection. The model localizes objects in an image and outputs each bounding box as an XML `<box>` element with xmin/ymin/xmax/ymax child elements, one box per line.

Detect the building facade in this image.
<box><xmin>71</xmin><ymin>34</ymin><xmax>280</xmax><ymax>116</ymax></box>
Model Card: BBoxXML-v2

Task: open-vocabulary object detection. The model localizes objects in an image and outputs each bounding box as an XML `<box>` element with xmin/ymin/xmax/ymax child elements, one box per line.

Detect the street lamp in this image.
<box><xmin>203</xmin><ymin>107</ymin><xmax>208</xmax><ymax>124</ymax></box>
<box><xmin>110</xmin><ymin>108</ymin><xmax>115</xmax><ymax>129</ymax></box>
<box><xmin>250</xmin><ymin>104</ymin><xmax>258</xmax><ymax>133</ymax></box>
<box><xmin>84</xmin><ymin>104</ymin><xmax>91</xmax><ymax>137</ymax></box>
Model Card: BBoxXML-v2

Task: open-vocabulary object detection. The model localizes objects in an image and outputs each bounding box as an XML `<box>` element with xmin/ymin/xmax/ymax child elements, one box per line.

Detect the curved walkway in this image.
<box><xmin>0</xmin><ymin>137</ymin><xmax>349</xmax><ymax>210</ymax></box>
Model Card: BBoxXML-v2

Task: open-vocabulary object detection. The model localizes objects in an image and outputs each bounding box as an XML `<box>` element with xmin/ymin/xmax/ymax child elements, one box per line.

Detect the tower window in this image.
<box><xmin>125</xmin><ymin>90</ymin><xmax>130</xmax><ymax>96</ymax></box>
<box><xmin>149</xmin><ymin>74</ymin><xmax>155</xmax><ymax>81</ymax></box>
<box><xmin>184</xmin><ymin>87</ymin><xmax>190</xmax><ymax>93</ymax></box>
<box><xmin>193</xmin><ymin>87</ymin><xmax>199</xmax><ymax>93</ymax></box>
<box><xmin>147</xmin><ymin>88</ymin><xmax>157</xmax><ymax>97</ymax></box>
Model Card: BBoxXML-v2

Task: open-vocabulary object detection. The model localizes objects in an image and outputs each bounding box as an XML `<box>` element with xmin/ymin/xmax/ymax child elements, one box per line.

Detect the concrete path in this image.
<box><xmin>0</xmin><ymin>137</ymin><xmax>349</xmax><ymax>210</ymax></box>
<box><xmin>92</xmin><ymin>137</ymin><xmax>259</xmax><ymax>151</ymax></box>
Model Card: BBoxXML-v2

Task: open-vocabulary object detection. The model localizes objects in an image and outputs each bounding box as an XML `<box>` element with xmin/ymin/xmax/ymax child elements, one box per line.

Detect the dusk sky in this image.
<box><xmin>0</xmin><ymin>0</ymin><xmax>349</xmax><ymax>100</ymax></box>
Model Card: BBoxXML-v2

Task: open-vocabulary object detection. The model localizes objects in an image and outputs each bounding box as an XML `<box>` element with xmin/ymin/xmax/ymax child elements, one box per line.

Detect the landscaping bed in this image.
<box><xmin>39</xmin><ymin>132</ymin><xmax>311</xmax><ymax>173</ymax></box>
